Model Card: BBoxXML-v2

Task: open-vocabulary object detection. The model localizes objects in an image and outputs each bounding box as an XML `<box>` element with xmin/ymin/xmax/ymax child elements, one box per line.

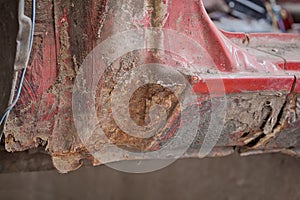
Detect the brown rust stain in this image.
<box><xmin>228</xmin><ymin>92</ymin><xmax>288</xmax><ymax>147</ymax></box>
<box><xmin>3</xmin><ymin>0</ymin><xmax>300</xmax><ymax>173</ymax></box>
<box><xmin>146</xmin><ymin>0</ymin><xmax>169</xmax><ymax>27</ymax></box>
<box><xmin>4</xmin><ymin>0</ymin><xmax>57</xmax><ymax>152</ymax></box>
<box><xmin>95</xmin><ymin>51</ymin><xmax>182</xmax><ymax>152</ymax></box>
<box><xmin>50</xmin><ymin>0</ymin><xmax>110</xmax><ymax>172</ymax></box>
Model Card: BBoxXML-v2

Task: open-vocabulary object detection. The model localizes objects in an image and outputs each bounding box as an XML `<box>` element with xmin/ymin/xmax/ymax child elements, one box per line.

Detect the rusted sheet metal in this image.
<box><xmin>3</xmin><ymin>0</ymin><xmax>300</xmax><ymax>173</ymax></box>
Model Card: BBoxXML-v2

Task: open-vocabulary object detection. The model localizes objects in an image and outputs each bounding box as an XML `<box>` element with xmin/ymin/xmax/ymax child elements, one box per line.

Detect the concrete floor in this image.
<box><xmin>0</xmin><ymin>153</ymin><xmax>300</xmax><ymax>200</ymax></box>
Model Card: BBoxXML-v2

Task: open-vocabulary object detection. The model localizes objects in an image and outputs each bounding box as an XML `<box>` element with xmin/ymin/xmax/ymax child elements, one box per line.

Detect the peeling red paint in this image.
<box><xmin>3</xmin><ymin>0</ymin><xmax>300</xmax><ymax>173</ymax></box>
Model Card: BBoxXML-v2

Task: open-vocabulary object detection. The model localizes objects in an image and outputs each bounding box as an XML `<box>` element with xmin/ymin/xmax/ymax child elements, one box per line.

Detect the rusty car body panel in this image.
<box><xmin>1</xmin><ymin>0</ymin><xmax>300</xmax><ymax>173</ymax></box>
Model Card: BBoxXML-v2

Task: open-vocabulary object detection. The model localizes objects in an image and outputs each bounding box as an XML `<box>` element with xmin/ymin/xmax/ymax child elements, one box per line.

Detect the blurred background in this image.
<box><xmin>204</xmin><ymin>0</ymin><xmax>300</xmax><ymax>33</ymax></box>
<box><xmin>1</xmin><ymin>153</ymin><xmax>300</xmax><ymax>200</ymax></box>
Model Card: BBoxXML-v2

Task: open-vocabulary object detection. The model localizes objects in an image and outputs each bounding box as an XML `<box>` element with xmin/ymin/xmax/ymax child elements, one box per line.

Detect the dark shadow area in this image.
<box><xmin>0</xmin><ymin>0</ymin><xmax>18</xmax><ymax>133</ymax></box>
<box><xmin>0</xmin><ymin>153</ymin><xmax>300</xmax><ymax>200</ymax></box>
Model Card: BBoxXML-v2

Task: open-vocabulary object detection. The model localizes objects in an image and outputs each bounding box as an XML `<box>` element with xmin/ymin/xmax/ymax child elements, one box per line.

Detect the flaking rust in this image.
<box><xmin>2</xmin><ymin>0</ymin><xmax>300</xmax><ymax>173</ymax></box>
<box><xmin>4</xmin><ymin>0</ymin><xmax>58</xmax><ymax>152</ymax></box>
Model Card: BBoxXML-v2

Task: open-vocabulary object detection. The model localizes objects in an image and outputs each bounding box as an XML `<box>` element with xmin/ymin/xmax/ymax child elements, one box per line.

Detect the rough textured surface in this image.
<box><xmin>1</xmin><ymin>0</ymin><xmax>300</xmax><ymax>173</ymax></box>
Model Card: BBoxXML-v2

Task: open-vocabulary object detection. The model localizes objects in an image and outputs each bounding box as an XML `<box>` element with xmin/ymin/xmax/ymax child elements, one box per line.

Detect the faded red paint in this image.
<box><xmin>193</xmin><ymin>76</ymin><xmax>295</xmax><ymax>94</ymax></box>
<box><xmin>4</xmin><ymin>0</ymin><xmax>300</xmax><ymax>173</ymax></box>
<box><xmin>163</xmin><ymin>0</ymin><xmax>300</xmax><ymax>94</ymax></box>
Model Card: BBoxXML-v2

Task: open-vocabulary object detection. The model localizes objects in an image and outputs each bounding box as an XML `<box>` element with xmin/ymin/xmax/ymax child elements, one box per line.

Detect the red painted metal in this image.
<box><xmin>3</xmin><ymin>0</ymin><xmax>300</xmax><ymax>172</ymax></box>
<box><xmin>163</xmin><ymin>0</ymin><xmax>300</xmax><ymax>94</ymax></box>
<box><xmin>192</xmin><ymin>75</ymin><xmax>295</xmax><ymax>94</ymax></box>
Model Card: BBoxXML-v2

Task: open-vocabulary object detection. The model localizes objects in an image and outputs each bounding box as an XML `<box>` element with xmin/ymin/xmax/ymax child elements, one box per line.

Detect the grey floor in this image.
<box><xmin>0</xmin><ymin>153</ymin><xmax>300</xmax><ymax>200</ymax></box>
